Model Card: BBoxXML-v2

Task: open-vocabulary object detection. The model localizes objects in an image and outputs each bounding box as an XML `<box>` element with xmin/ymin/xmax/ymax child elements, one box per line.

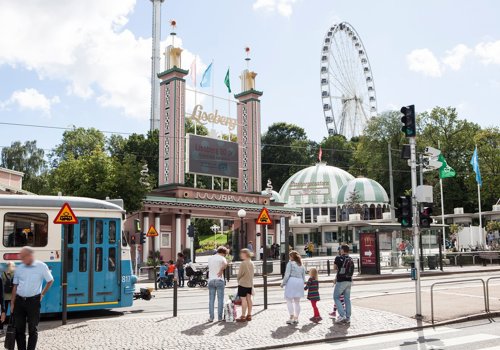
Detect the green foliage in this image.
<box><xmin>261</xmin><ymin>122</ymin><xmax>316</xmax><ymax>190</ymax></box>
<box><xmin>52</xmin><ymin>127</ymin><xmax>106</xmax><ymax>163</ymax></box>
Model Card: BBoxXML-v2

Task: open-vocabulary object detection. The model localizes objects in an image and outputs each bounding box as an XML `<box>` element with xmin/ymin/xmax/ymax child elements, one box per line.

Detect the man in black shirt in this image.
<box><xmin>333</xmin><ymin>244</ymin><xmax>353</xmax><ymax>323</ymax></box>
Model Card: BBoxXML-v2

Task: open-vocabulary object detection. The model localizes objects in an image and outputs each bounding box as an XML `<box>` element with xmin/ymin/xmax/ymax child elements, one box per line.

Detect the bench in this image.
<box><xmin>478</xmin><ymin>252</ymin><xmax>500</xmax><ymax>266</ymax></box>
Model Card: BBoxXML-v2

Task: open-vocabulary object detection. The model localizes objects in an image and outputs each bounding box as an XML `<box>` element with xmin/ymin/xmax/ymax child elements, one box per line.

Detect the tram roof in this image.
<box><xmin>0</xmin><ymin>195</ymin><xmax>124</xmax><ymax>212</ymax></box>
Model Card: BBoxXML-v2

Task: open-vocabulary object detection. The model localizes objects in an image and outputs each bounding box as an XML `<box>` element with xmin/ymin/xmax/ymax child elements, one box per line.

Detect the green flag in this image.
<box><xmin>224</xmin><ymin>68</ymin><xmax>231</xmax><ymax>93</ymax></box>
<box><xmin>438</xmin><ymin>154</ymin><xmax>456</xmax><ymax>179</ymax></box>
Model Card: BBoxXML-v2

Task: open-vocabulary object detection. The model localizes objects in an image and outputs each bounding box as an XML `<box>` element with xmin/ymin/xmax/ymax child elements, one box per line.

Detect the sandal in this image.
<box><xmin>236</xmin><ymin>316</ymin><xmax>247</xmax><ymax>322</ymax></box>
<box><xmin>246</xmin><ymin>315</ymin><xmax>252</xmax><ymax>321</ymax></box>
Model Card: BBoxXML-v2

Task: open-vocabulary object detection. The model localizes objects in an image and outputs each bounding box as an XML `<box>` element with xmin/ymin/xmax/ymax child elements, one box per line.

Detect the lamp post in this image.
<box><xmin>210</xmin><ymin>224</ymin><xmax>220</xmax><ymax>249</ymax></box>
<box><xmin>237</xmin><ymin>209</ymin><xmax>247</xmax><ymax>261</ymax></box>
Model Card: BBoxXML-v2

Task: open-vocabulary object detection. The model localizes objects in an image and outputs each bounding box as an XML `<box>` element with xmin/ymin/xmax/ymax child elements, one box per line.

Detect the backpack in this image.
<box><xmin>337</xmin><ymin>256</ymin><xmax>354</xmax><ymax>279</ymax></box>
<box><xmin>3</xmin><ymin>272</ymin><xmax>13</xmax><ymax>294</ymax></box>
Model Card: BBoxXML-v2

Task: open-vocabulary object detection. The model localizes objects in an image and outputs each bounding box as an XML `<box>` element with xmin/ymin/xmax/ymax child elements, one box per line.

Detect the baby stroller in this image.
<box><xmin>186</xmin><ymin>264</ymin><xmax>208</xmax><ymax>288</ymax></box>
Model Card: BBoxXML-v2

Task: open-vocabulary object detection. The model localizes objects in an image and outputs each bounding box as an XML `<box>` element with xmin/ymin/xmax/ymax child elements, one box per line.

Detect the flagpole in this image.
<box><xmin>193</xmin><ymin>56</ymin><xmax>197</xmax><ymax>188</ymax></box>
<box><xmin>478</xmin><ymin>183</ymin><xmax>482</xmax><ymax>233</ymax></box>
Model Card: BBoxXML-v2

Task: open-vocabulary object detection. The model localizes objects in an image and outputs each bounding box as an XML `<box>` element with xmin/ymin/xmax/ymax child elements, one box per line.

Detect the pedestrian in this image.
<box><xmin>166</xmin><ymin>260</ymin><xmax>175</xmax><ymax>288</ymax></box>
<box><xmin>329</xmin><ymin>293</ymin><xmax>345</xmax><ymax>318</ymax></box>
<box><xmin>176</xmin><ymin>253</ymin><xmax>185</xmax><ymax>287</ymax></box>
<box><xmin>274</xmin><ymin>244</ymin><xmax>280</xmax><ymax>259</ymax></box>
<box><xmin>236</xmin><ymin>248</ymin><xmax>254</xmax><ymax>322</ymax></box>
<box><xmin>207</xmin><ymin>246</ymin><xmax>228</xmax><ymax>322</ymax></box>
<box><xmin>11</xmin><ymin>246</ymin><xmax>54</xmax><ymax>350</ymax></box>
<box><xmin>280</xmin><ymin>250</ymin><xmax>305</xmax><ymax>325</ymax></box>
<box><xmin>259</xmin><ymin>246</ymin><xmax>264</xmax><ymax>260</ymax></box>
<box><xmin>487</xmin><ymin>232</ymin><xmax>495</xmax><ymax>246</ymax></box>
<box><xmin>158</xmin><ymin>261</ymin><xmax>167</xmax><ymax>288</ymax></box>
<box><xmin>304</xmin><ymin>267</ymin><xmax>321</xmax><ymax>322</ymax></box>
<box><xmin>0</xmin><ymin>262</ymin><xmax>14</xmax><ymax>333</ymax></box>
<box><xmin>247</xmin><ymin>241</ymin><xmax>253</xmax><ymax>252</ymax></box>
<box><xmin>307</xmin><ymin>242</ymin><xmax>314</xmax><ymax>258</ymax></box>
<box><xmin>333</xmin><ymin>244</ymin><xmax>354</xmax><ymax>324</ymax></box>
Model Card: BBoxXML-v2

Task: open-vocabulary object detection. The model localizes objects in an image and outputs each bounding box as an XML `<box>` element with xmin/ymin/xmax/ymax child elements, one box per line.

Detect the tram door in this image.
<box><xmin>66</xmin><ymin>218</ymin><xmax>120</xmax><ymax>306</ymax></box>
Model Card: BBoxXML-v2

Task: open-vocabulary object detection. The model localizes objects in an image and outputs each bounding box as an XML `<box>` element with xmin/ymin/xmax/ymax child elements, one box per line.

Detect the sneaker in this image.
<box><xmin>343</xmin><ymin>318</ymin><xmax>350</xmax><ymax>324</ymax></box>
<box><xmin>335</xmin><ymin>316</ymin><xmax>346</xmax><ymax>323</ymax></box>
<box><xmin>208</xmin><ymin>319</ymin><xmax>214</xmax><ymax>323</ymax></box>
<box><xmin>286</xmin><ymin>319</ymin><xmax>294</xmax><ymax>324</ymax></box>
<box><xmin>329</xmin><ymin>311</ymin><xmax>336</xmax><ymax>317</ymax></box>
<box><xmin>309</xmin><ymin>317</ymin><xmax>316</xmax><ymax>321</ymax></box>
<box><xmin>316</xmin><ymin>317</ymin><xmax>323</xmax><ymax>322</ymax></box>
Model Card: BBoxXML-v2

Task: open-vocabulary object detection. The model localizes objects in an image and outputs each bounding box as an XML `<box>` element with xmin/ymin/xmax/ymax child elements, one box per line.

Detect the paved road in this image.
<box><xmin>123</xmin><ymin>271</ymin><xmax>500</xmax><ymax>319</ymax></box>
<box><xmin>283</xmin><ymin>317</ymin><xmax>500</xmax><ymax>350</ymax></box>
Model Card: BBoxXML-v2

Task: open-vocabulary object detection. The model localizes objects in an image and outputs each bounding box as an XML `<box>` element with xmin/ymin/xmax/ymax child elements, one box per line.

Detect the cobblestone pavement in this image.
<box><xmin>34</xmin><ymin>303</ymin><xmax>419</xmax><ymax>350</ymax></box>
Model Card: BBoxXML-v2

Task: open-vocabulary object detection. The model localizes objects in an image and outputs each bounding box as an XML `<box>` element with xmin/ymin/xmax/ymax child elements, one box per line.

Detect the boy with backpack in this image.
<box><xmin>333</xmin><ymin>244</ymin><xmax>354</xmax><ymax>324</ymax></box>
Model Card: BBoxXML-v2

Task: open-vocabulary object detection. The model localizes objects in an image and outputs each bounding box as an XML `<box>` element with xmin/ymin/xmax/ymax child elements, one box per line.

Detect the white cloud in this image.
<box><xmin>442</xmin><ymin>44</ymin><xmax>471</xmax><ymax>70</ymax></box>
<box><xmin>0</xmin><ymin>0</ymin><xmax>205</xmax><ymax>121</ymax></box>
<box><xmin>253</xmin><ymin>0</ymin><xmax>297</xmax><ymax>17</ymax></box>
<box><xmin>475</xmin><ymin>40</ymin><xmax>500</xmax><ymax>65</ymax></box>
<box><xmin>406</xmin><ymin>48</ymin><xmax>443</xmax><ymax>77</ymax></box>
<box><xmin>2</xmin><ymin>88</ymin><xmax>60</xmax><ymax>115</ymax></box>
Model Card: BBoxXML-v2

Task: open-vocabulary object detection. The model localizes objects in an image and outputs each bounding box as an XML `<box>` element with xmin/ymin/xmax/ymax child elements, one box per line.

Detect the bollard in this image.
<box><xmin>327</xmin><ymin>260</ymin><xmax>331</xmax><ymax>276</ymax></box>
<box><xmin>173</xmin><ymin>278</ymin><xmax>178</xmax><ymax>317</ymax></box>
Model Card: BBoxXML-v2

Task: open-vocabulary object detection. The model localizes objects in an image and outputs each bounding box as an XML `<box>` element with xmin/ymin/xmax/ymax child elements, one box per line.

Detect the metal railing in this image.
<box><xmin>486</xmin><ymin>276</ymin><xmax>500</xmax><ymax>312</ymax></box>
<box><xmin>430</xmin><ymin>278</ymin><xmax>487</xmax><ymax>324</ymax></box>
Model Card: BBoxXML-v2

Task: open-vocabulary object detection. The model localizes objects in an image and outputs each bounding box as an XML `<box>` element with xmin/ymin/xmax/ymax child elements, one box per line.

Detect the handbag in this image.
<box><xmin>4</xmin><ymin>312</ymin><xmax>15</xmax><ymax>350</ymax></box>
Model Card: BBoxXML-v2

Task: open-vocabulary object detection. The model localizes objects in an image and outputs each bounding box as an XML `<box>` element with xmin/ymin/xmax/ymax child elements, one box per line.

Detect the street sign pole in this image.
<box><xmin>263</xmin><ymin>225</ymin><xmax>268</xmax><ymax>310</ymax></box>
<box><xmin>410</xmin><ymin>137</ymin><xmax>422</xmax><ymax>318</ymax></box>
<box><xmin>62</xmin><ymin>224</ymin><xmax>69</xmax><ymax>325</ymax></box>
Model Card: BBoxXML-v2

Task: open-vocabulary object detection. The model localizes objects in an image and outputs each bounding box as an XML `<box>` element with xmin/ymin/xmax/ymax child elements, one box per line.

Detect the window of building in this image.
<box><xmin>161</xmin><ymin>232</ymin><xmax>171</xmax><ymax>248</ymax></box>
<box><xmin>321</xmin><ymin>207</ymin><xmax>328</xmax><ymax>216</ymax></box>
<box><xmin>324</xmin><ymin>231</ymin><xmax>337</xmax><ymax>243</ymax></box>
<box><xmin>329</xmin><ymin>208</ymin><xmax>336</xmax><ymax>222</ymax></box>
<box><xmin>296</xmin><ymin>233</ymin><xmax>309</xmax><ymax>246</ymax></box>
<box><xmin>304</xmin><ymin>208</ymin><xmax>311</xmax><ymax>223</ymax></box>
<box><xmin>3</xmin><ymin>213</ymin><xmax>48</xmax><ymax>247</ymax></box>
<box><xmin>312</xmin><ymin>208</ymin><xmax>320</xmax><ymax>222</ymax></box>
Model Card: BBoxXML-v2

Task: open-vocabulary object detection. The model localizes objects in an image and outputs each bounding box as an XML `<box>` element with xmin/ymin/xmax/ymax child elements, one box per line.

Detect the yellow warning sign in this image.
<box><xmin>53</xmin><ymin>203</ymin><xmax>78</xmax><ymax>224</ymax></box>
<box><xmin>146</xmin><ymin>225</ymin><xmax>159</xmax><ymax>237</ymax></box>
<box><xmin>256</xmin><ymin>207</ymin><xmax>272</xmax><ymax>225</ymax></box>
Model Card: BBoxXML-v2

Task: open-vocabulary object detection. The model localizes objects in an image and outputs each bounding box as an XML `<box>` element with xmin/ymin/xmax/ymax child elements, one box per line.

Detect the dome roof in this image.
<box><xmin>279</xmin><ymin>163</ymin><xmax>354</xmax><ymax>206</ymax></box>
<box><xmin>261</xmin><ymin>190</ymin><xmax>284</xmax><ymax>203</ymax></box>
<box><xmin>337</xmin><ymin>177</ymin><xmax>389</xmax><ymax>205</ymax></box>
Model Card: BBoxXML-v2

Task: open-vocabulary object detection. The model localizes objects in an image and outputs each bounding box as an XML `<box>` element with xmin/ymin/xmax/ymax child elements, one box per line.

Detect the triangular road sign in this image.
<box><xmin>256</xmin><ymin>207</ymin><xmax>272</xmax><ymax>225</ymax></box>
<box><xmin>53</xmin><ymin>202</ymin><xmax>78</xmax><ymax>224</ymax></box>
<box><xmin>146</xmin><ymin>225</ymin><xmax>159</xmax><ymax>237</ymax></box>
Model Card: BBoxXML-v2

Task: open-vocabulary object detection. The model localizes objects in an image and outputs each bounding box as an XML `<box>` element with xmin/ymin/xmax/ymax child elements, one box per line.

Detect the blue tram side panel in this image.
<box><xmin>0</xmin><ymin>195</ymin><xmax>136</xmax><ymax>314</ymax></box>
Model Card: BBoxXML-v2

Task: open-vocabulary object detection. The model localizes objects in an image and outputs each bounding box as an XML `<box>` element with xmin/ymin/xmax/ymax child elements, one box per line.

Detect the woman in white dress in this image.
<box><xmin>280</xmin><ymin>250</ymin><xmax>306</xmax><ymax>324</ymax></box>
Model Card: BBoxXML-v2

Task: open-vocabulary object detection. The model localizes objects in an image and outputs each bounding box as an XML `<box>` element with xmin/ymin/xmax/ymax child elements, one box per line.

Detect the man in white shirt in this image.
<box><xmin>207</xmin><ymin>246</ymin><xmax>227</xmax><ymax>322</ymax></box>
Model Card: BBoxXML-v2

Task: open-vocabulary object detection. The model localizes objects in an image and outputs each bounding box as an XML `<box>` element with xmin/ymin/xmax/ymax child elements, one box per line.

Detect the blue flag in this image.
<box><xmin>200</xmin><ymin>62</ymin><xmax>212</xmax><ymax>88</ymax></box>
<box><xmin>470</xmin><ymin>146</ymin><xmax>482</xmax><ymax>186</ymax></box>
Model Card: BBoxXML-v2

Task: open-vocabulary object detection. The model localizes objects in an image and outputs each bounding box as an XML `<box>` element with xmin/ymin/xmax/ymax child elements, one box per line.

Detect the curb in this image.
<box><xmin>251</xmin><ymin>311</ymin><xmax>500</xmax><ymax>350</ymax></box>
<box><xmin>250</xmin><ymin>267</ymin><xmax>500</xmax><ymax>288</ymax></box>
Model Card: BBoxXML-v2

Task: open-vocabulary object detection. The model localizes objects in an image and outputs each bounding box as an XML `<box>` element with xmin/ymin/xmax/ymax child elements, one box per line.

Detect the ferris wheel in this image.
<box><xmin>320</xmin><ymin>22</ymin><xmax>378</xmax><ymax>139</ymax></box>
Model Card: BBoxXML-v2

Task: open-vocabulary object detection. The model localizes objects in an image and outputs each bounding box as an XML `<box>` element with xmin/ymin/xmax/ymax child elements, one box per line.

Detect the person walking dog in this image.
<box><xmin>11</xmin><ymin>247</ymin><xmax>54</xmax><ymax>350</ymax></box>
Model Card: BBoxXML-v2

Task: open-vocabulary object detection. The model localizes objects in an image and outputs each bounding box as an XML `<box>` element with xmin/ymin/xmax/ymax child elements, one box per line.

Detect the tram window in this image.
<box><xmin>108</xmin><ymin>247</ymin><xmax>116</xmax><ymax>271</ymax></box>
<box><xmin>68</xmin><ymin>248</ymin><xmax>73</xmax><ymax>273</ymax></box>
<box><xmin>95</xmin><ymin>220</ymin><xmax>103</xmax><ymax>244</ymax></box>
<box><xmin>121</xmin><ymin>231</ymin><xmax>128</xmax><ymax>247</ymax></box>
<box><xmin>79</xmin><ymin>248</ymin><xmax>87</xmax><ymax>272</ymax></box>
<box><xmin>109</xmin><ymin>221</ymin><xmax>116</xmax><ymax>244</ymax></box>
<box><xmin>95</xmin><ymin>247</ymin><xmax>103</xmax><ymax>272</ymax></box>
<box><xmin>3</xmin><ymin>213</ymin><xmax>48</xmax><ymax>247</ymax></box>
<box><xmin>67</xmin><ymin>225</ymin><xmax>74</xmax><ymax>244</ymax></box>
<box><xmin>80</xmin><ymin>220</ymin><xmax>88</xmax><ymax>244</ymax></box>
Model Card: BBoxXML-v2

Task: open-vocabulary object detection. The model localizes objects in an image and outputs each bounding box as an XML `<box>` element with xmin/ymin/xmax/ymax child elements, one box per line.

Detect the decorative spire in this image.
<box><xmin>170</xmin><ymin>20</ymin><xmax>177</xmax><ymax>46</ymax></box>
<box><xmin>245</xmin><ymin>47</ymin><xmax>251</xmax><ymax>69</ymax></box>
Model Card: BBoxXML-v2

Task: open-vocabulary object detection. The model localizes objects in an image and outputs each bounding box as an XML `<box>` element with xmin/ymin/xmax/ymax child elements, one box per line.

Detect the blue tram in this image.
<box><xmin>0</xmin><ymin>195</ymin><xmax>137</xmax><ymax>313</ymax></box>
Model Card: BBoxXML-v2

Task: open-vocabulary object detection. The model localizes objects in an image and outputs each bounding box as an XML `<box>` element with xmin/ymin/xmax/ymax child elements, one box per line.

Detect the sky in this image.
<box><xmin>0</xmin><ymin>0</ymin><xmax>499</xmax><ymax>153</ymax></box>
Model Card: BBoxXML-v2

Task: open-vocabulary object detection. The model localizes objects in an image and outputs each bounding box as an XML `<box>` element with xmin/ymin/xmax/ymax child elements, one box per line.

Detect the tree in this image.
<box><xmin>345</xmin><ymin>189</ymin><xmax>363</xmax><ymax>218</ymax></box>
<box><xmin>0</xmin><ymin>140</ymin><xmax>49</xmax><ymax>193</ymax></box>
<box><xmin>52</xmin><ymin>127</ymin><xmax>106</xmax><ymax>164</ymax></box>
<box><xmin>261</xmin><ymin>122</ymin><xmax>315</xmax><ymax>191</ymax></box>
<box><xmin>319</xmin><ymin>134</ymin><xmax>355</xmax><ymax>171</ymax></box>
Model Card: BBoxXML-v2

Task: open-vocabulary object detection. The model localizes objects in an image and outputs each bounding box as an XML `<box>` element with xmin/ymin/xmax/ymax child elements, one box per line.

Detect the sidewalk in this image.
<box><xmin>36</xmin><ymin>303</ymin><xmax>420</xmax><ymax>350</ymax></box>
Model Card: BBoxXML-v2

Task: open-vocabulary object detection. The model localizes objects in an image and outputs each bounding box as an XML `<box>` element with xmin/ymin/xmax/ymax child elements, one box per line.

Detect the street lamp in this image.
<box><xmin>237</xmin><ymin>209</ymin><xmax>247</xmax><ymax>261</ymax></box>
<box><xmin>210</xmin><ymin>224</ymin><xmax>220</xmax><ymax>249</ymax></box>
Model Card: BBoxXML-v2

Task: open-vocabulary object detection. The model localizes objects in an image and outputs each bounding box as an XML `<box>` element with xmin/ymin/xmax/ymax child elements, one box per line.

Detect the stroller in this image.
<box><xmin>186</xmin><ymin>264</ymin><xmax>208</xmax><ymax>287</ymax></box>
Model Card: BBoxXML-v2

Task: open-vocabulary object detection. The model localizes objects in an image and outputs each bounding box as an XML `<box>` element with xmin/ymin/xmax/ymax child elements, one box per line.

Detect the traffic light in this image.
<box><xmin>130</xmin><ymin>235</ymin><xmax>136</xmax><ymax>245</ymax></box>
<box><xmin>420</xmin><ymin>206</ymin><xmax>433</xmax><ymax>229</ymax></box>
<box><xmin>187</xmin><ymin>224</ymin><xmax>195</xmax><ymax>238</ymax></box>
<box><xmin>134</xmin><ymin>219</ymin><xmax>141</xmax><ymax>233</ymax></box>
<box><xmin>396</xmin><ymin>196</ymin><xmax>412</xmax><ymax>228</ymax></box>
<box><xmin>400</xmin><ymin>105</ymin><xmax>416</xmax><ymax>137</ymax></box>
<box><xmin>139</xmin><ymin>232</ymin><xmax>146</xmax><ymax>244</ymax></box>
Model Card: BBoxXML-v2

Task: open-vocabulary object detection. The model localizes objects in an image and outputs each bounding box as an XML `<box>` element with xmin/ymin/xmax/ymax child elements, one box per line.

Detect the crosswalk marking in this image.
<box><xmin>384</xmin><ymin>333</ymin><xmax>500</xmax><ymax>350</ymax></box>
<box><xmin>307</xmin><ymin>327</ymin><xmax>458</xmax><ymax>349</ymax></box>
